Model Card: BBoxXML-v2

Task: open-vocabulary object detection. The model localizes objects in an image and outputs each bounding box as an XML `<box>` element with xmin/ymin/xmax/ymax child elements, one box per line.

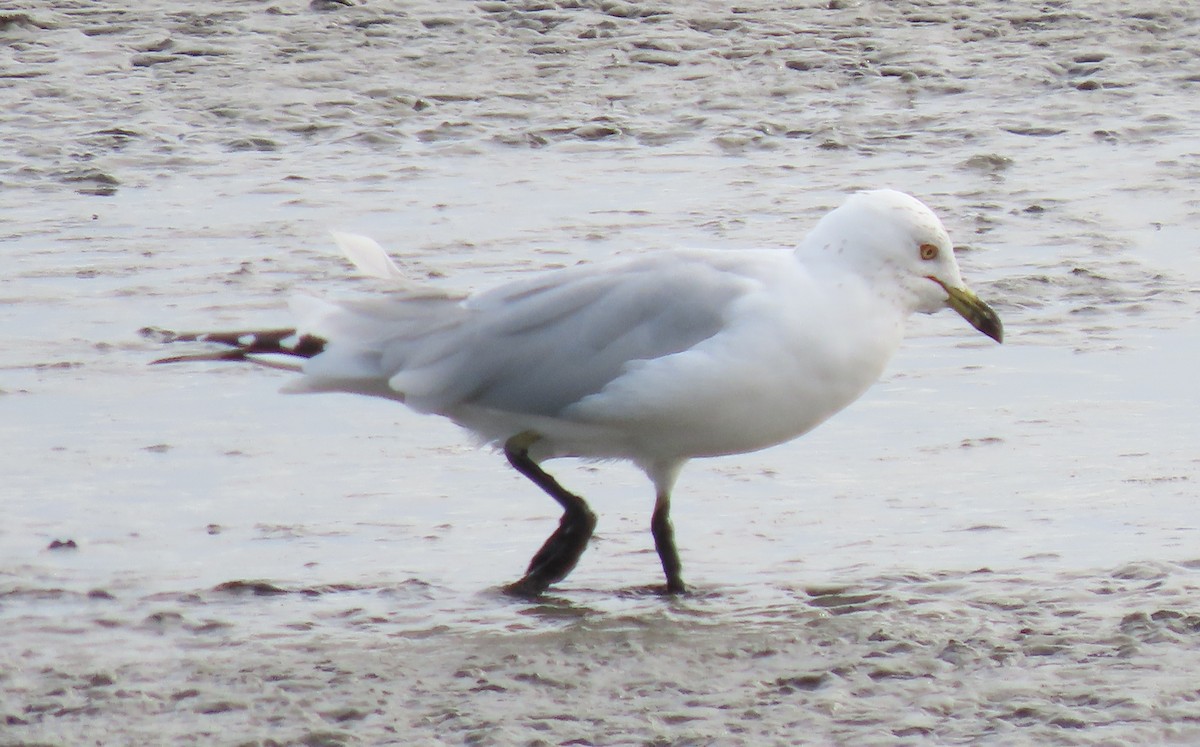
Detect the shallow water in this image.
<box><xmin>3</xmin><ymin>1</ymin><xmax>1200</xmax><ymax>744</ymax></box>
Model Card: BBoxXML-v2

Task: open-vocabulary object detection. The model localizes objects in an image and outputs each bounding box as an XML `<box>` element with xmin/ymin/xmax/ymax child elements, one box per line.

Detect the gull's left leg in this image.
<box><xmin>651</xmin><ymin>489</ymin><xmax>686</xmax><ymax>594</ymax></box>
<box><xmin>503</xmin><ymin>433</ymin><xmax>597</xmax><ymax>597</ymax></box>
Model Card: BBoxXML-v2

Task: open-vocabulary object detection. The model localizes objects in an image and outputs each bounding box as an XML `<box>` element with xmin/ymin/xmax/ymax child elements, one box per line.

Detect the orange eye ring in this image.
<box><xmin>919</xmin><ymin>243</ymin><xmax>939</xmax><ymax>261</ymax></box>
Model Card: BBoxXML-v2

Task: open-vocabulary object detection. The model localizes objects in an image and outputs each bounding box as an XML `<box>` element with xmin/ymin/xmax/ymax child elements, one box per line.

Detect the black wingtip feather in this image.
<box><xmin>142</xmin><ymin>326</ymin><xmax>327</xmax><ymax>362</ymax></box>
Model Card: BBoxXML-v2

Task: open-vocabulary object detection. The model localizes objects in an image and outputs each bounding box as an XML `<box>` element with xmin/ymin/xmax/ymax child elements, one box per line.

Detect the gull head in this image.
<box><xmin>807</xmin><ymin>189</ymin><xmax>1003</xmax><ymax>343</ymax></box>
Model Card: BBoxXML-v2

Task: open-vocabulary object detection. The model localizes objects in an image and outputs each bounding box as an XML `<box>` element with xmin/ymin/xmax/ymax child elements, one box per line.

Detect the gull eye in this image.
<box><xmin>919</xmin><ymin>243</ymin><xmax>939</xmax><ymax>261</ymax></box>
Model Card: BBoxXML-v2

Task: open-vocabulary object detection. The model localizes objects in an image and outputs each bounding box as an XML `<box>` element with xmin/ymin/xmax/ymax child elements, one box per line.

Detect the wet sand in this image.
<box><xmin>3</xmin><ymin>1</ymin><xmax>1200</xmax><ymax>744</ymax></box>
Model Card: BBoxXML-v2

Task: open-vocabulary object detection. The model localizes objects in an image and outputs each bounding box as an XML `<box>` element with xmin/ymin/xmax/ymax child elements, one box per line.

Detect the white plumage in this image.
<box><xmin>150</xmin><ymin>189</ymin><xmax>1003</xmax><ymax>595</ymax></box>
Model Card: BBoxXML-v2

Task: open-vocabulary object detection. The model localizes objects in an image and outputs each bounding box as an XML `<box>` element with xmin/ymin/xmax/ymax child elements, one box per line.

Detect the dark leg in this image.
<box><xmin>503</xmin><ymin>433</ymin><xmax>597</xmax><ymax>597</ymax></box>
<box><xmin>651</xmin><ymin>491</ymin><xmax>686</xmax><ymax>594</ymax></box>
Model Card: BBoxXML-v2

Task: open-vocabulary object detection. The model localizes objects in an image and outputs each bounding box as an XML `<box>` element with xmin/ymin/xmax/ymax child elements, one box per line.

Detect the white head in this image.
<box><xmin>802</xmin><ymin>189</ymin><xmax>1003</xmax><ymax>342</ymax></box>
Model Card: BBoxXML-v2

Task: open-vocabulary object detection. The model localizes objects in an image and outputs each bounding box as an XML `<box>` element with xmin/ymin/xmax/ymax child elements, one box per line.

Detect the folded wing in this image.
<box><xmin>299</xmin><ymin>251</ymin><xmax>755</xmax><ymax>418</ymax></box>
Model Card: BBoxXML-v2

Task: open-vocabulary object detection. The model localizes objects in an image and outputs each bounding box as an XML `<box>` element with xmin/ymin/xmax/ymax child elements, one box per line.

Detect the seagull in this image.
<box><xmin>144</xmin><ymin>189</ymin><xmax>1002</xmax><ymax>596</ymax></box>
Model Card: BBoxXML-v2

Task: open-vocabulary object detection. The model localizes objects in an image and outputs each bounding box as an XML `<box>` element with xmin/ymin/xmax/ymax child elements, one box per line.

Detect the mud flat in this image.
<box><xmin>3</xmin><ymin>1</ymin><xmax>1199</xmax><ymax>744</ymax></box>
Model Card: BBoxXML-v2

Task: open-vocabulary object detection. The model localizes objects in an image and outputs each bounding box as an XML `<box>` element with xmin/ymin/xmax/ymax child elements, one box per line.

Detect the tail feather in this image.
<box><xmin>140</xmin><ymin>326</ymin><xmax>327</xmax><ymax>365</ymax></box>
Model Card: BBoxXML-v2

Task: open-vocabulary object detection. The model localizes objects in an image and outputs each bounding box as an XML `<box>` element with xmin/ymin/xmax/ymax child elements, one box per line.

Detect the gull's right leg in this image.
<box><xmin>651</xmin><ymin>489</ymin><xmax>686</xmax><ymax>594</ymax></box>
<box><xmin>503</xmin><ymin>433</ymin><xmax>597</xmax><ymax>597</ymax></box>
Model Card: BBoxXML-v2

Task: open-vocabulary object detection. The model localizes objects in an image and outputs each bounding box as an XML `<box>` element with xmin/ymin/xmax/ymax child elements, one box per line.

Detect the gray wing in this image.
<box><xmin>380</xmin><ymin>251</ymin><xmax>756</xmax><ymax>417</ymax></box>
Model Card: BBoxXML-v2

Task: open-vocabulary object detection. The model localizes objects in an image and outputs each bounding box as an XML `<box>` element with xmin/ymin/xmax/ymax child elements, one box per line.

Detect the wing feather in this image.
<box><xmin>286</xmin><ymin>248</ymin><xmax>757</xmax><ymax>416</ymax></box>
<box><xmin>384</xmin><ymin>252</ymin><xmax>756</xmax><ymax>415</ymax></box>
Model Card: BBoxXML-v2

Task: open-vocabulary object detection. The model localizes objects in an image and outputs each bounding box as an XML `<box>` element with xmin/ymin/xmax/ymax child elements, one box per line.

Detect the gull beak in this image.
<box><xmin>930</xmin><ymin>277</ymin><xmax>1004</xmax><ymax>343</ymax></box>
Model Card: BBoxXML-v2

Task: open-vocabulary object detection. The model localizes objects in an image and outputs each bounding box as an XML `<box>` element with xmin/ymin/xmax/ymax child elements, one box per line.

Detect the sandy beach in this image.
<box><xmin>3</xmin><ymin>1</ymin><xmax>1199</xmax><ymax>744</ymax></box>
